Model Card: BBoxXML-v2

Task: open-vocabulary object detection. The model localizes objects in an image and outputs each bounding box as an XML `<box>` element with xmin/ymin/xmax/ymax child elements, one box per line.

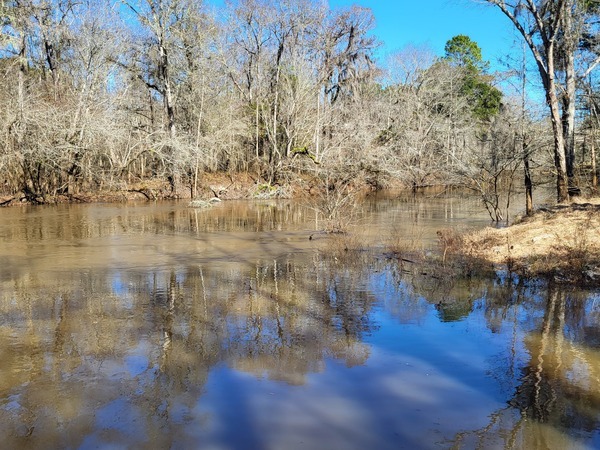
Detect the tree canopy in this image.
<box><xmin>1</xmin><ymin>0</ymin><xmax>596</xmax><ymax>214</ymax></box>
<box><xmin>443</xmin><ymin>35</ymin><xmax>502</xmax><ymax>121</ymax></box>
<box><xmin>444</xmin><ymin>34</ymin><xmax>489</xmax><ymax>73</ymax></box>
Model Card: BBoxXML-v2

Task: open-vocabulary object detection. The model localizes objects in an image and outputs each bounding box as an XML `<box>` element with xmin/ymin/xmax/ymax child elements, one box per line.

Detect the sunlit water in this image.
<box><xmin>0</xmin><ymin>193</ymin><xmax>599</xmax><ymax>449</ymax></box>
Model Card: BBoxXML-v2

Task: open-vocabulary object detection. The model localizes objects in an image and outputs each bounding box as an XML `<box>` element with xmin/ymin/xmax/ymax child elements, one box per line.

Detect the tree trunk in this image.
<box><xmin>18</xmin><ymin>37</ymin><xmax>26</xmax><ymax>120</ymax></box>
<box><xmin>550</xmin><ymin>97</ymin><xmax>569</xmax><ymax>203</ymax></box>
<box><xmin>562</xmin><ymin>49</ymin><xmax>577</xmax><ymax>194</ymax></box>
<box><xmin>159</xmin><ymin>42</ymin><xmax>178</xmax><ymax>194</ymax></box>
<box><xmin>486</xmin><ymin>0</ymin><xmax>570</xmax><ymax>203</ymax></box>
<box><xmin>160</xmin><ymin>44</ymin><xmax>176</xmax><ymax>140</ymax></box>
<box><xmin>546</xmin><ymin>47</ymin><xmax>569</xmax><ymax>203</ymax></box>
<box><xmin>520</xmin><ymin>41</ymin><xmax>533</xmax><ymax>217</ymax></box>
<box><xmin>315</xmin><ymin>89</ymin><xmax>321</xmax><ymax>162</ymax></box>
<box><xmin>524</xmin><ymin>149</ymin><xmax>533</xmax><ymax>216</ymax></box>
<box><xmin>592</xmin><ymin>132</ymin><xmax>597</xmax><ymax>190</ymax></box>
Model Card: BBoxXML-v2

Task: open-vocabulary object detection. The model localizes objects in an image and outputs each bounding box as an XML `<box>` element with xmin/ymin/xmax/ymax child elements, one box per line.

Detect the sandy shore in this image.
<box><xmin>459</xmin><ymin>198</ymin><xmax>600</xmax><ymax>284</ymax></box>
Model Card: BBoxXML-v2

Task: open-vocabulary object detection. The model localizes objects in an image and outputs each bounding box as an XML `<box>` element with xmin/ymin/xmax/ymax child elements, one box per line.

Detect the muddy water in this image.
<box><xmin>0</xmin><ymin>195</ymin><xmax>599</xmax><ymax>449</ymax></box>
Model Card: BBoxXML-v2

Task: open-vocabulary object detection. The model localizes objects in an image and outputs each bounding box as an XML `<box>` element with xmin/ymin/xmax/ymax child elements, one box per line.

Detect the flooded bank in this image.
<box><xmin>0</xmin><ymin>196</ymin><xmax>599</xmax><ymax>449</ymax></box>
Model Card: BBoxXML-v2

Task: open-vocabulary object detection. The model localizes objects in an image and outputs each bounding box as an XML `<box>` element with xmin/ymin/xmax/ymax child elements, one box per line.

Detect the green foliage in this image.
<box><xmin>444</xmin><ymin>34</ymin><xmax>488</xmax><ymax>73</ymax></box>
<box><xmin>583</xmin><ymin>0</ymin><xmax>600</xmax><ymax>13</ymax></box>
<box><xmin>256</xmin><ymin>183</ymin><xmax>277</xmax><ymax>193</ymax></box>
<box><xmin>462</xmin><ymin>75</ymin><xmax>503</xmax><ymax>121</ymax></box>
<box><xmin>292</xmin><ymin>146</ymin><xmax>318</xmax><ymax>163</ymax></box>
<box><xmin>292</xmin><ymin>146</ymin><xmax>309</xmax><ymax>155</ymax></box>
<box><xmin>444</xmin><ymin>35</ymin><xmax>502</xmax><ymax>121</ymax></box>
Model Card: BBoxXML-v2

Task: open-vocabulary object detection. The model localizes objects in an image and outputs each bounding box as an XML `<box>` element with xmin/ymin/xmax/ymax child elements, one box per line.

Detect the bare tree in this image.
<box><xmin>118</xmin><ymin>0</ymin><xmax>199</xmax><ymax>193</ymax></box>
<box><xmin>483</xmin><ymin>0</ymin><xmax>600</xmax><ymax>202</ymax></box>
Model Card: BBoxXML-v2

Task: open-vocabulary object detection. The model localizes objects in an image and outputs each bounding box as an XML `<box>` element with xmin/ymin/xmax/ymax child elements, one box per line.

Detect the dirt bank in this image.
<box><xmin>0</xmin><ymin>173</ymin><xmax>305</xmax><ymax>206</ymax></box>
<box><xmin>0</xmin><ymin>170</ymin><xmax>414</xmax><ymax>206</ymax></box>
<box><xmin>458</xmin><ymin>199</ymin><xmax>600</xmax><ymax>284</ymax></box>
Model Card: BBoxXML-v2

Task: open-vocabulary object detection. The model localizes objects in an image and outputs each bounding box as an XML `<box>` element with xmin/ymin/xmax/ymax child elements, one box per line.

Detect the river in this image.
<box><xmin>0</xmin><ymin>193</ymin><xmax>599</xmax><ymax>449</ymax></box>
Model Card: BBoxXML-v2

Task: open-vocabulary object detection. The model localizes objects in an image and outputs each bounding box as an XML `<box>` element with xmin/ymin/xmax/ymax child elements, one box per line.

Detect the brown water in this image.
<box><xmin>0</xmin><ymin>195</ymin><xmax>599</xmax><ymax>449</ymax></box>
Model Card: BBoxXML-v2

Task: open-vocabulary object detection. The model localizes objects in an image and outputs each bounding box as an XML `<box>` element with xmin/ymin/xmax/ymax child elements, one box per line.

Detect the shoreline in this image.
<box><xmin>3</xmin><ymin>177</ymin><xmax>600</xmax><ymax>287</ymax></box>
<box><xmin>0</xmin><ymin>173</ymin><xmax>265</xmax><ymax>206</ymax></box>
<box><xmin>455</xmin><ymin>199</ymin><xmax>600</xmax><ymax>285</ymax></box>
<box><xmin>0</xmin><ymin>172</ymin><xmax>449</xmax><ymax>207</ymax></box>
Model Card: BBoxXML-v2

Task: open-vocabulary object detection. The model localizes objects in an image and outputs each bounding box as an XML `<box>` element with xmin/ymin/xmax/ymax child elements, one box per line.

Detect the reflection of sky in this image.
<box><xmin>111</xmin><ymin>274</ymin><xmax>127</xmax><ymax>296</ymax></box>
<box><xmin>2</xmin><ymin>200</ymin><xmax>600</xmax><ymax>449</ymax></box>
<box><xmin>193</xmin><ymin>305</ymin><xmax>511</xmax><ymax>449</ymax></box>
<box><xmin>81</xmin><ymin>398</ymin><xmax>147</xmax><ymax>449</ymax></box>
<box><xmin>111</xmin><ymin>272</ymin><xmax>134</xmax><ymax>310</ymax></box>
<box><xmin>64</xmin><ymin>264</ymin><xmax>600</xmax><ymax>447</ymax></box>
<box><xmin>188</xmin><ymin>271</ymin><xmax>538</xmax><ymax>449</ymax></box>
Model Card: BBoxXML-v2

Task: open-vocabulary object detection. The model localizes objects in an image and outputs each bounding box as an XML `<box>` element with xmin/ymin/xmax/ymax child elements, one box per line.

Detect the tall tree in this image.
<box><xmin>444</xmin><ymin>35</ymin><xmax>502</xmax><ymax>121</ymax></box>
<box><xmin>120</xmin><ymin>0</ymin><xmax>180</xmax><ymax>140</ymax></box>
<box><xmin>118</xmin><ymin>0</ymin><xmax>214</xmax><ymax>193</ymax></box>
<box><xmin>444</xmin><ymin>34</ymin><xmax>488</xmax><ymax>72</ymax></box>
<box><xmin>483</xmin><ymin>0</ymin><xmax>599</xmax><ymax>202</ymax></box>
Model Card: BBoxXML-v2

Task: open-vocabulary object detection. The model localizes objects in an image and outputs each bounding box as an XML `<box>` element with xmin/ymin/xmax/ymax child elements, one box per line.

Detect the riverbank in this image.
<box><xmin>0</xmin><ymin>173</ymin><xmax>299</xmax><ymax>206</ymax></box>
<box><xmin>455</xmin><ymin>198</ymin><xmax>600</xmax><ymax>285</ymax></box>
<box><xmin>0</xmin><ymin>171</ymin><xmax>414</xmax><ymax>206</ymax></box>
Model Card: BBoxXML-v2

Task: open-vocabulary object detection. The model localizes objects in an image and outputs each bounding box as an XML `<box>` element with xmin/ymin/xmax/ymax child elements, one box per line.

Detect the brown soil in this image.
<box><xmin>459</xmin><ymin>198</ymin><xmax>600</xmax><ymax>284</ymax></box>
<box><xmin>0</xmin><ymin>172</ymin><xmax>312</xmax><ymax>206</ymax></box>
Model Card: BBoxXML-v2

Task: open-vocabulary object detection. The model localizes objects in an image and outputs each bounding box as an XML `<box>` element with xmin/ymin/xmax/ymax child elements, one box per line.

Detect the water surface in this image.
<box><xmin>0</xmin><ymin>195</ymin><xmax>599</xmax><ymax>449</ymax></box>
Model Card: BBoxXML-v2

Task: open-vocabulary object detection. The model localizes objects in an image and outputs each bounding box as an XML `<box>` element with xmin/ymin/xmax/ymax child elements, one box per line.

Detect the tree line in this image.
<box><xmin>0</xmin><ymin>0</ymin><xmax>598</xmax><ymax>212</ymax></box>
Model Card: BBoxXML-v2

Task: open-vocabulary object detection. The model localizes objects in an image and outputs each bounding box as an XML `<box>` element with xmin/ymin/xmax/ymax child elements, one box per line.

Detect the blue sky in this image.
<box><xmin>327</xmin><ymin>0</ymin><xmax>520</xmax><ymax>69</ymax></box>
<box><xmin>208</xmin><ymin>0</ymin><xmax>545</xmax><ymax>104</ymax></box>
<box><xmin>210</xmin><ymin>0</ymin><xmax>522</xmax><ymax>71</ymax></box>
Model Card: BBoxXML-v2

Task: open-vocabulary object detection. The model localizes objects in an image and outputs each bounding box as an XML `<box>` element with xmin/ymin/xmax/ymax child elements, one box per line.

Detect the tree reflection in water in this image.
<box><xmin>0</xmin><ymin>201</ymin><xmax>599</xmax><ymax>449</ymax></box>
<box><xmin>0</xmin><ymin>250</ymin><xmax>380</xmax><ymax>449</ymax></box>
<box><xmin>440</xmin><ymin>280</ymin><xmax>600</xmax><ymax>449</ymax></box>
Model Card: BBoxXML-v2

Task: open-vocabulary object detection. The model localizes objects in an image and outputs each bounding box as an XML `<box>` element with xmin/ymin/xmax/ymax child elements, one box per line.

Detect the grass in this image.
<box><xmin>459</xmin><ymin>199</ymin><xmax>600</xmax><ymax>285</ymax></box>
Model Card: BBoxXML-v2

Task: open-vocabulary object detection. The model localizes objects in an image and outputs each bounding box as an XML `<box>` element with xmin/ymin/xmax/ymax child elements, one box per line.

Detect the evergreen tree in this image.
<box><xmin>444</xmin><ymin>35</ymin><xmax>502</xmax><ymax>121</ymax></box>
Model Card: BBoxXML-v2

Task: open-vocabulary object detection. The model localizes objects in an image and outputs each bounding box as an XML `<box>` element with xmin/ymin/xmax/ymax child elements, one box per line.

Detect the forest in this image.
<box><xmin>1</xmin><ymin>0</ymin><xmax>599</xmax><ymax>218</ymax></box>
